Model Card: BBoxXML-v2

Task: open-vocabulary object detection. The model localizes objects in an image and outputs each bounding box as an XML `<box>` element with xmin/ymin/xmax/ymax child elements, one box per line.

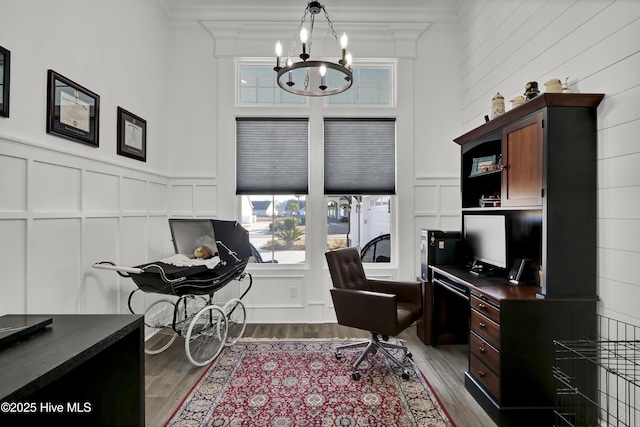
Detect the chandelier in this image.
<box><xmin>274</xmin><ymin>1</ymin><xmax>353</xmax><ymax>97</ymax></box>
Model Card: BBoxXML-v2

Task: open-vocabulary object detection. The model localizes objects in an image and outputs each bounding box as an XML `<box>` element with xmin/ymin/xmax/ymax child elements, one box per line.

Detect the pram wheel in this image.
<box><xmin>185</xmin><ymin>305</ymin><xmax>228</xmax><ymax>366</ymax></box>
<box><xmin>222</xmin><ymin>298</ymin><xmax>247</xmax><ymax>346</ymax></box>
<box><xmin>144</xmin><ymin>299</ymin><xmax>178</xmax><ymax>354</ymax></box>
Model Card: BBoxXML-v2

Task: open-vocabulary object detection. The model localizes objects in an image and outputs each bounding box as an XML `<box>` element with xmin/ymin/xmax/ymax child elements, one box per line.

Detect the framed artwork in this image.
<box><xmin>0</xmin><ymin>45</ymin><xmax>10</xmax><ymax>118</ymax></box>
<box><xmin>470</xmin><ymin>155</ymin><xmax>497</xmax><ymax>176</ymax></box>
<box><xmin>117</xmin><ymin>107</ymin><xmax>146</xmax><ymax>162</ymax></box>
<box><xmin>46</xmin><ymin>70</ymin><xmax>100</xmax><ymax>146</ymax></box>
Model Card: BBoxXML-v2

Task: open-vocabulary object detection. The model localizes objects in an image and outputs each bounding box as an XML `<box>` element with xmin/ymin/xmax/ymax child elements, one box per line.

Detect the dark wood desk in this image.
<box><xmin>429</xmin><ymin>265</ymin><xmax>596</xmax><ymax>427</ymax></box>
<box><xmin>0</xmin><ymin>314</ymin><xmax>144</xmax><ymax>426</ymax></box>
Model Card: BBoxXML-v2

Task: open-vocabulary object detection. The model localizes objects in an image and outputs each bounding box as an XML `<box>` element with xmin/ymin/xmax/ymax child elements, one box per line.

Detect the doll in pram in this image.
<box><xmin>93</xmin><ymin>219</ymin><xmax>252</xmax><ymax>366</ymax></box>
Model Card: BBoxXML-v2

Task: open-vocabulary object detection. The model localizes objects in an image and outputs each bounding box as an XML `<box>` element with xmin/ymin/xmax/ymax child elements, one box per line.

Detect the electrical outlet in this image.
<box><xmin>290</xmin><ymin>286</ymin><xmax>298</xmax><ymax>298</ymax></box>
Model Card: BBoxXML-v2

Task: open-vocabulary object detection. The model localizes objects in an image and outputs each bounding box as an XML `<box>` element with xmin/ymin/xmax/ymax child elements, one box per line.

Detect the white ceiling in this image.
<box><xmin>158</xmin><ymin>0</ymin><xmax>460</xmax><ymax>26</ymax></box>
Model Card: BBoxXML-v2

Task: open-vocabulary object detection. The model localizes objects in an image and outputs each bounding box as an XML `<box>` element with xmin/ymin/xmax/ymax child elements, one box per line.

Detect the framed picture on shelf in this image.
<box><xmin>470</xmin><ymin>155</ymin><xmax>497</xmax><ymax>176</ymax></box>
<box><xmin>46</xmin><ymin>70</ymin><xmax>100</xmax><ymax>146</ymax></box>
<box><xmin>0</xmin><ymin>45</ymin><xmax>10</xmax><ymax>118</ymax></box>
<box><xmin>117</xmin><ymin>107</ymin><xmax>146</xmax><ymax>162</ymax></box>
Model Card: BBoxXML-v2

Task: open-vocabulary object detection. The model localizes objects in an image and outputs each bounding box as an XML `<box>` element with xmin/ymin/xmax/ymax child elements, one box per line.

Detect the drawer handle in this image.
<box><xmin>479</xmin><ymin>322</ymin><xmax>486</xmax><ymax>328</ymax></box>
<box><xmin>478</xmin><ymin>370</ymin><xmax>485</xmax><ymax>377</ymax></box>
<box><xmin>479</xmin><ymin>342</ymin><xmax>486</xmax><ymax>353</ymax></box>
<box><xmin>478</xmin><ymin>303</ymin><xmax>486</xmax><ymax>309</ymax></box>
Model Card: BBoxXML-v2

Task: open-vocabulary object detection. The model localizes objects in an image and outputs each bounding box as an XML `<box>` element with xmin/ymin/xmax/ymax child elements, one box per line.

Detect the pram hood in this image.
<box><xmin>168</xmin><ymin>219</ymin><xmax>251</xmax><ymax>264</ymax></box>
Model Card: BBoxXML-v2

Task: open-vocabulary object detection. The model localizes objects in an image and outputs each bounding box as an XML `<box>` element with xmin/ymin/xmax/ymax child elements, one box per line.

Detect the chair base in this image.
<box><xmin>335</xmin><ymin>333</ymin><xmax>412</xmax><ymax>380</ymax></box>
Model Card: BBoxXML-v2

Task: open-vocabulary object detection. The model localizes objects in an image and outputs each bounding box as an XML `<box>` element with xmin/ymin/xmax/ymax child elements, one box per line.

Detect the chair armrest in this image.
<box><xmin>330</xmin><ymin>288</ymin><xmax>399</xmax><ymax>334</ymax></box>
<box><xmin>368</xmin><ymin>278</ymin><xmax>421</xmax><ymax>304</ymax></box>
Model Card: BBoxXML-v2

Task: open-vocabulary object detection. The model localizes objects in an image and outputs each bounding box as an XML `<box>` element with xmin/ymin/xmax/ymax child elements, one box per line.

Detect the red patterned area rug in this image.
<box><xmin>165</xmin><ymin>339</ymin><xmax>456</xmax><ymax>427</ymax></box>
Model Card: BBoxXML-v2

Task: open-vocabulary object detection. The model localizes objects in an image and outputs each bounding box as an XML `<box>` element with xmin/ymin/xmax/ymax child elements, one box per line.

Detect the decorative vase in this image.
<box><xmin>491</xmin><ymin>93</ymin><xmax>505</xmax><ymax>119</ymax></box>
<box><xmin>544</xmin><ymin>78</ymin><xmax>563</xmax><ymax>93</ymax></box>
<box><xmin>510</xmin><ymin>96</ymin><xmax>525</xmax><ymax>108</ymax></box>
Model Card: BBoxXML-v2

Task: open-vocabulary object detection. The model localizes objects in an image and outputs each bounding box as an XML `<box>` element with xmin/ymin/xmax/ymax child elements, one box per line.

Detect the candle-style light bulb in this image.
<box><xmin>345</xmin><ymin>52</ymin><xmax>353</xmax><ymax>81</ymax></box>
<box><xmin>319</xmin><ymin>64</ymin><xmax>327</xmax><ymax>90</ymax></box>
<box><xmin>286</xmin><ymin>58</ymin><xmax>294</xmax><ymax>87</ymax></box>
<box><xmin>339</xmin><ymin>33</ymin><xmax>348</xmax><ymax>65</ymax></box>
<box><xmin>299</xmin><ymin>28</ymin><xmax>309</xmax><ymax>60</ymax></box>
<box><xmin>340</xmin><ymin>33</ymin><xmax>348</xmax><ymax>49</ymax></box>
<box><xmin>274</xmin><ymin>41</ymin><xmax>282</xmax><ymax>70</ymax></box>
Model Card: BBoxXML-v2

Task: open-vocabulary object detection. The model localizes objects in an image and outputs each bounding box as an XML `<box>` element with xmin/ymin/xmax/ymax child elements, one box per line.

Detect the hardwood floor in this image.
<box><xmin>145</xmin><ymin>323</ymin><xmax>497</xmax><ymax>427</ymax></box>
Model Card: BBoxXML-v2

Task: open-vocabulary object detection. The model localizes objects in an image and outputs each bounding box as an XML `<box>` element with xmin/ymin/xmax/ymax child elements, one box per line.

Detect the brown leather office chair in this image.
<box><xmin>325</xmin><ymin>246</ymin><xmax>423</xmax><ymax>380</ymax></box>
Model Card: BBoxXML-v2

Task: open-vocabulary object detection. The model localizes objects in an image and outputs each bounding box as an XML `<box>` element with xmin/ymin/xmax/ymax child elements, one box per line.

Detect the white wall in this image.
<box><xmin>0</xmin><ymin>0</ymin><xmax>173</xmax><ymax>315</ymax></box>
<box><xmin>0</xmin><ymin>0</ymin><xmax>462</xmax><ymax>322</ymax></box>
<box><xmin>456</xmin><ymin>0</ymin><xmax>640</xmax><ymax>326</ymax></box>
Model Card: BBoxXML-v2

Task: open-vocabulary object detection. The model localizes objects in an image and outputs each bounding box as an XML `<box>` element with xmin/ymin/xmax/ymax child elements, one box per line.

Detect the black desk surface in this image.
<box><xmin>431</xmin><ymin>265</ymin><xmax>542</xmax><ymax>301</ymax></box>
<box><xmin>0</xmin><ymin>314</ymin><xmax>143</xmax><ymax>401</ymax></box>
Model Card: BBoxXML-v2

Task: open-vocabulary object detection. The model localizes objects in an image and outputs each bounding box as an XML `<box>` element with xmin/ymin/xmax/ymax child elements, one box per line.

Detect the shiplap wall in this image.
<box><xmin>456</xmin><ymin>0</ymin><xmax>640</xmax><ymax>325</ymax></box>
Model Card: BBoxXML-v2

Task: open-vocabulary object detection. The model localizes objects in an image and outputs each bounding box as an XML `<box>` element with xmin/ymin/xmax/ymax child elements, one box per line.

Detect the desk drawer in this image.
<box><xmin>470</xmin><ymin>310</ymin><xmax>500</xmax><ymax>348</ymax></box>
<box><xmin>470</xmin><ymin>353</ymin><xmax>501</xmax><ymax>402</ymax></box>
<box><xmin>470</xmin><ymin>295</ymin><xmax>500</xmax><ymax>323</ymax></box>
<box><xmin>470</xmin><ymin>330</ymin><xmax>500</xmax><ymax>375</ymax></box>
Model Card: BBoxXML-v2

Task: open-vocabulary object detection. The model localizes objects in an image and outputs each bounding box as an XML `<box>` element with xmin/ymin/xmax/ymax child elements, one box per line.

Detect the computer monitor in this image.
<box><xmin>464</xmin><ymin>214</ymin><xmax>507</xmax><ymax>270</ymax></box>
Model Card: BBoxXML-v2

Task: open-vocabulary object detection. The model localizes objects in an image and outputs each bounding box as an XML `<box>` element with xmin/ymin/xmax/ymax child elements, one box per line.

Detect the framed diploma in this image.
<box><xmin>46</xmin><ymin>70</ymin><xmax>100</xmax><ymax>146</ymax></box>
<box><xmin>0</xmin><ymin>45</ymin><xmax>10</xmax><ymax>118</ymax></box>
<box><xmin>117</xmin><ymin>107</ymin><xmax>146</xmax><ymax>162</ymax></box>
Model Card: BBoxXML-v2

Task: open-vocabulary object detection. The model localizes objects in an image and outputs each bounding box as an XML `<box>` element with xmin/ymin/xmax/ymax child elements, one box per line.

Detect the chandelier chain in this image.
<box><xmin>323</xmin><ymin>6</ymin><xmax>340</xmax><ymax>45</ymax></box>
<box><xmin>286</xmin><ymin>7</ymin><xmax>309</xmax><ymax>61</ymax></box>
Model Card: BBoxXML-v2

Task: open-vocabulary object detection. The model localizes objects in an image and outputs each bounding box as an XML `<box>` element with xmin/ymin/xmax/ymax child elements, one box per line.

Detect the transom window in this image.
<box><xmin>237</xmin><ymin>60</ymin><xmax>394</xmax><ymax>107</ymax></box>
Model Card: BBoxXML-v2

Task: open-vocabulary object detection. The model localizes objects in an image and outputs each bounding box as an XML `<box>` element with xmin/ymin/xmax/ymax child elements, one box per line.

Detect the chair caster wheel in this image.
<box><xmin>335</xmin><ymin>351</ymin><xmax>342</xmax><ymax>360</ymax></box>
<box><xmin>402</xmin><ymin>370</ymin><xmax>410</xmax><ymax>380</ymax></box>
<box><xmin>352</xmin><ymin>372</ymin><xmax>361</xmax><ymax>381</ymax></box>
<box><xmin>406</xmin><ymin>351</ymin><xmax>413</xmax><ymax>359</ymax></box>
<box><xmin>382</xmin><ymin>335</ymin><xmax>389</xmax><ymax>341</ymax></box>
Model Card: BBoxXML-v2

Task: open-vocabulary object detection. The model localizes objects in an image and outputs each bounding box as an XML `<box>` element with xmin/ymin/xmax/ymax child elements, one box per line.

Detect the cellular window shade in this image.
<box><xmin>236</xmin><ymin>118</ymin><xmax>309</xmax><ymax>195</ymax></box>
<box><xmin>324</xmin><ymin>118</ymin><xmax>396</xmax><ymax>194</ymax></box>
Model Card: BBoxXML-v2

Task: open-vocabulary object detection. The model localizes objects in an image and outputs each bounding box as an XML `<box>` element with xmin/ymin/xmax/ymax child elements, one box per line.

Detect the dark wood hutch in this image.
<box><xmin>427</xmin><ymin>93</ymin><xmax>603</xmax><ymax>426</ymax></box>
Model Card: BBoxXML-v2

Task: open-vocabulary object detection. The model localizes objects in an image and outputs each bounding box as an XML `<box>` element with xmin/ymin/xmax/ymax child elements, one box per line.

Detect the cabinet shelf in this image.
<box><xmin>468</xmin><ymin>168</ymin><xmax>502</xmax><ymax>179</ymax></box>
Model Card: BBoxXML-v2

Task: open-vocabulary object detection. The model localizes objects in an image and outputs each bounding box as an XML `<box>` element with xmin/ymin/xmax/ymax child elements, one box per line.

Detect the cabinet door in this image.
<box><xmin>501</xmin><ymin>112</ymin><xmax>543</xmax><ymax>206</ymax></box>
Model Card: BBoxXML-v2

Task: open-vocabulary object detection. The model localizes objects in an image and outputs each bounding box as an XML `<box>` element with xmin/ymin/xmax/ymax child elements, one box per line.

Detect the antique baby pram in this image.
<box><xmin>93</xmin><ymin>219</ymin><xmax>252</xmax><ymax>366</ymax></box>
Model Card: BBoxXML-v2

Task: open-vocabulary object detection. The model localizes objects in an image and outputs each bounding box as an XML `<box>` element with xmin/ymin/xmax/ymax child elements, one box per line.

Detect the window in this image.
<box><xmin>242</xmin><ymin>195</ymin><xmax>306</xmax><ymax>264</ymax></box>
<box><xmin>327</xmin><ymin>196</ymin><xmax>392</xmax><ymax>262</ymax></box>
<box><xmin>239</xmin><ymin>65</ymin><xmax>306</xmax><ymax>107</ymax></box>
<box><xmin>324</xmin><ymin>118</ymin><xmax>395</xmax><ymax>261</ymax></box>
<box><xmin>236</xmin><ymin>118</ymin><xmax>308</xmax><ymax>195</ymax></box>
<box><xmin>236</xmin><ymin>118</ymin><xmax>309</xmax><ymax>263</ymax></box>
<box><xmin>324</xmin><ymin>118</ymin><xmax>396</xmax><ymax>195</ymax></box>
<box><xmin>238</xmin><ymin>61</ymin><xmax>394</xmax><ymax>108</ymax></box>
<box><xmin>326</xmin><ymin>65</ymin><xmax>394</xmax><ymax>107</ymax></box>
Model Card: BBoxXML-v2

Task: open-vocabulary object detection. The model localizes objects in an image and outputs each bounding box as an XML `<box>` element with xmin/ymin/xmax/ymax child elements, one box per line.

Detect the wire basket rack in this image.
<box><xmin>553</xmin><ymin>315</ymin><xmax>639</xmax><ymax>427</ymax></box>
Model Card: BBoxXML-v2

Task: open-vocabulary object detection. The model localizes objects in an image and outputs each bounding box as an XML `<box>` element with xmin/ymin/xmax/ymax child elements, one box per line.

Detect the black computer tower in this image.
<box><xmin>420</xmin><ymin>229</ymin><xmax>461</xmax><ymax>281</ymax></box>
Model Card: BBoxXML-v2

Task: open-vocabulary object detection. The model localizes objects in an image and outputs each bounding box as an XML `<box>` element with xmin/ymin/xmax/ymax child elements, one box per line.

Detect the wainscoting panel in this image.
<box><xmin>171</xmin><ymin>185</ymin><xmax>194</xmax><ymax>214</ymax></box>
<box><xmin>147</xmin><ymin>215</ymin><xmax>171</xmax><ymax>261</ymax></box>
<box><xmin>0</xmin><ymin>219</ymin><xmax>27</xmax><ymax>314</ymax></box>
<box><xmin>240</xmin><ymin>274</ymin><xmax>306</xmax><ymax>309</ymax></box>
<box><xmin>195</xmin><ymin>185</ymin><xmax>217</xmax><ymax>215</ymax></box>
<box><xmin>148</xmin><ymin>181</ymin><xmax>169</xmax><ymax>214</ymax></box>
<box><xmin>31</xmin><ymin>161</ymin><xmax>82</xmax><ymax>213</ymax></box>
<box><xmin>0</xmin><ymin>154</ymin><xmax>27</xmax><ymax>213</ymax></box>
<box><xmin>84</xmin><ymin>170</ymin><xmax>119</xmax><ymax>213</ymax></box>
<box><xmin>28</xmin><ymin>218</ymin><xmax>82</xmax><ymax>313</ymax></box>
<box><xmin>121</xmin><ymin>177</ymin><xmax>149</xmax><ymax>213</ymax></box>
<box><xmin>413</xmin><ymin>176</ymin><xmax>461</xmax><ymax>280</ymax></box>
<box><xmin>83</xmin><ymin>217</ymin><xmax>120</xmax><ymax>313</ymax></box>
